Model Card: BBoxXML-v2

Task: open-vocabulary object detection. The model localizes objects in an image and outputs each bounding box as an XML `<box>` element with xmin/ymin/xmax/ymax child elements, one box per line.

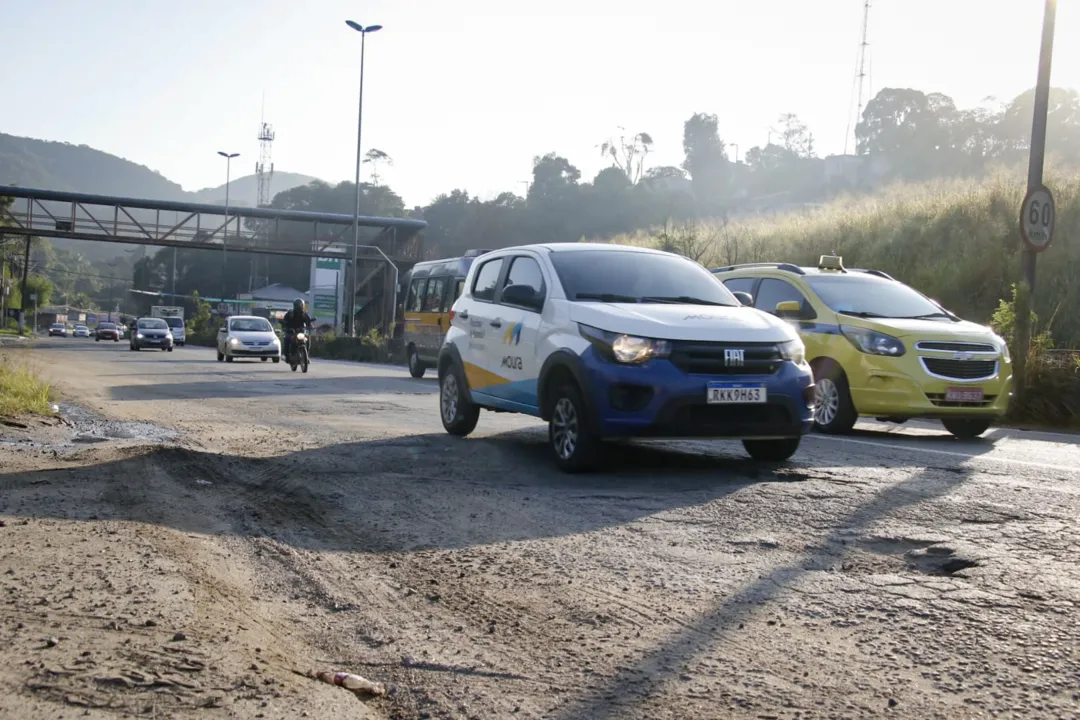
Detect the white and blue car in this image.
<box><xmin>437</xmin><ymin>243</ymin><xmax>816</xmax><ymax>472</ymax></box>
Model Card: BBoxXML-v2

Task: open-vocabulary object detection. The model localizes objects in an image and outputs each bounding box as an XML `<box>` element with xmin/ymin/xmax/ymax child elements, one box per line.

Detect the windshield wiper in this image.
<box><xmin>837</xmin><ymin>310</ymin><xmax>891</xmax><ymax>318</ymax></box>
<box><xmin>640</xmin><ymin>295</ymin><xmax>732</xmax><ymax>307</ymax></box>
<box><xmin>575</xmin><ymin>293</ymin><xmax>639</xmax><ymax>303</ymax></box>
<box><xmin>897</xmin><ymin>312</ymin><xmax>956</xmax><ymax>321</ymax></box>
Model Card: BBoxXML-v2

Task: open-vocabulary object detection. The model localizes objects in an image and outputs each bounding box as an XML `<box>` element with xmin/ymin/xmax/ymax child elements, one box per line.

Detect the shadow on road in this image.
<box><xmin>0</xmin><ymin>429</ymin><xmax>820</xmax><ymax>555</ymax></box>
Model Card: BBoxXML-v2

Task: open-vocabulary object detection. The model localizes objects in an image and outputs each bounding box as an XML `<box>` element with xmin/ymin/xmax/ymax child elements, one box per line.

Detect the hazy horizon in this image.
<box><xmin>3</xmin><ymin>0</ymin><xmax>1078</xmax><ymax>207</ymax></box>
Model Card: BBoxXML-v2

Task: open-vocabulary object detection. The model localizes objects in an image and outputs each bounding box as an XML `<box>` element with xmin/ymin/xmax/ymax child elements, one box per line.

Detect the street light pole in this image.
<box><xmin>346</xmin><ymin>20</ymin><xmax>382</xmax><ymax>338</ymax></box>
<box><xmin>1013</xmin><ymin>0</ymin><xmax>1057</xmax><ymax>404</ymax></box>
<box><xmin>217</xmin><ymin>151</ymin><xmax>240</xmax><ymax>301</ymax></box>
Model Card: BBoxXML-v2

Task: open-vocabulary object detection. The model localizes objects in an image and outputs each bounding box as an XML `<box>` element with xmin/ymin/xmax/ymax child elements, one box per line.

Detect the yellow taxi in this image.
<box><xmin>712</xmin><ymin>256</ymin><xmax>1012</xmax><ymax>439</ymax></box>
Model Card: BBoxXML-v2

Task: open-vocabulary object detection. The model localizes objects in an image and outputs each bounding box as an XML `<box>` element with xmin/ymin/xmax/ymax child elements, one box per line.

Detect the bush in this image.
<box><xmin>1012</xmin><ymin>351</ymin><xmax>1080</xmax><ymax>428</ymax></box>
<box><xmin>0</xmin><ymin>358</ymin><xmax>53</xmax><ymax>417</ymax></box>
<box><xmin>309</xmin><ymin>329</ymin><xmax>401</xmax><ymax>364</ymax></box>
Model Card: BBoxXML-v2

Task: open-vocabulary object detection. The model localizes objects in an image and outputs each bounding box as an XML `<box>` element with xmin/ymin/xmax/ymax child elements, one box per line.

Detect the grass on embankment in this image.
<box><xmin>0</xmin><ymin>357</ymin><xmax>54</xmax><ymax>417</ymax></box>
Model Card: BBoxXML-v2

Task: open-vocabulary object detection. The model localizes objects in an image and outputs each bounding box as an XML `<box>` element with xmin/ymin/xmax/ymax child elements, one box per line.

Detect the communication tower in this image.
<box><xmin>250</xmin><ymin>118</ymin><xmax>275</xmax><ymax>291</ymax></box>
<box><xmin>844</xmin><ymin>0</ymin><xmax>872</xmax><ymax>156</ymax></box>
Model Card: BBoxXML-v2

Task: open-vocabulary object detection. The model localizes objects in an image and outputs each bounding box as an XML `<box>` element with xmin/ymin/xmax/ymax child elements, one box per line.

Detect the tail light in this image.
<box><xmin>449</xmin><ymin>309</ymin><xmax>456</xmax><ymax>322</ymax></box>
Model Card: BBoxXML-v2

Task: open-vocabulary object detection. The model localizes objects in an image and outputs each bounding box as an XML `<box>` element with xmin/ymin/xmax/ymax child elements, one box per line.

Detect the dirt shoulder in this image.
<box><xmin>2</xmin><ymin>344</ymin><xmax>1080</xmax><ymax>719</ymax></box>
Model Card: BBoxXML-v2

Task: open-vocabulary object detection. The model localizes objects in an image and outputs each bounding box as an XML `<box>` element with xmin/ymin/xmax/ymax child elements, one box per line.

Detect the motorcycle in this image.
<box><xmin>287</xmin><ymin>328</ymin><xmax>311</xmax><ymax>374</ymax></box>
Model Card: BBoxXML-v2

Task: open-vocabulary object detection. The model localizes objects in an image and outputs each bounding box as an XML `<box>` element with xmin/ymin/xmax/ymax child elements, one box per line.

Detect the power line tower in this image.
<box><xmin>844</xmin><ymin>0</ymin><xmax>872</xmax><ymax>156</ymax></box>
<box><xmin>250</xmin><ymin>119</ymin><xmax>275</xmax><ymax>291</ymax></box>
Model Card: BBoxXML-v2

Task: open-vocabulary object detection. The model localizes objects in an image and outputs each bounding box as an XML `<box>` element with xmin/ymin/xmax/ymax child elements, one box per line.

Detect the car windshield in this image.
<box><xmin>51</xmin><ymin>324</ymin><xmax>63</xmax><ymax>328</ymax></box>
<box><xmin>804</xmin><ymin>274</ymin><xmax>953</xmax><ymax>320</ymax></box>
<box><xmin>76</xmin><ymin>325</ymin><xmax>87</xmax><ymax>330</ymax></box>
<box><xmin>162</xmin><ymin>317</ymin><xmax>183</xmax><ymax>329</ymax></box>
<box><xmin>550</xmin><ymin>249</ymin><xmax>738</xmax><ymax>306</ymax></box>
<box><xmin>230</xmin><ymin>318</ymin><xmax>273</xmax><ymax>332</ymax></box>
<box><xmin>138</xmin><ymin>319</ymin><xmax>168</xmax><ymax>330</ymax></box>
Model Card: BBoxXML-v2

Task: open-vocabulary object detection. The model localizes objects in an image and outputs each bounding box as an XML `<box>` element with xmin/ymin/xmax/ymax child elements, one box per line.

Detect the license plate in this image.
<box><xmin>707</xmin><ymin>382</ymin><xmax>767</xmax><ymax>404</ymax></box>
<box><xmin>945</xmin><ymin>386</ymin><xmax>984</xmax><ymax>403</ymax></box>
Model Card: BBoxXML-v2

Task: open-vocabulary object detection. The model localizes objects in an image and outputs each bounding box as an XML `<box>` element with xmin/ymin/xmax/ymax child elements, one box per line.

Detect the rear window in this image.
<box><xmin>100</xmin><ymin>323</ymin><xmax>115</xmax><ymax>329</ymax></box>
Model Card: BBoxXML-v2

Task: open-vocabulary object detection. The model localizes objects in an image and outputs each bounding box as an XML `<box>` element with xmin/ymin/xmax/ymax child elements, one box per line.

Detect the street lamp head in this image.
<box><xmin>345</xmin><ymin>20</ymin><xmax>382</xmax><ymax>33</ymax></box>
<box><xmin>217</xmin><ymin>151</ymin><xmax>239</xmax><ymax>159</ymax></box>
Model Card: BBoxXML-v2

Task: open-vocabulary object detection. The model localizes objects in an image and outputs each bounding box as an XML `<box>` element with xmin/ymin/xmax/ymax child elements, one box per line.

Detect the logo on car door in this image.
<box><xmin>502</xmin><ymin>321</ymin><xmax>523</xmax><ymax>345</ymax></box>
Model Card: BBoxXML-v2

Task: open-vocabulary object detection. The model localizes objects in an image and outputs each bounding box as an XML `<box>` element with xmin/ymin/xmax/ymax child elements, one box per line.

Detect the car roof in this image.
<box><xmin>482</xmin><ymin>242</ymin><xmax>669</xmax><ymax>257</ymax></box>
<box><xmin>713</xmin><ymin>264</ymin><xmax>897</xmax><ymax>281</ymax></box>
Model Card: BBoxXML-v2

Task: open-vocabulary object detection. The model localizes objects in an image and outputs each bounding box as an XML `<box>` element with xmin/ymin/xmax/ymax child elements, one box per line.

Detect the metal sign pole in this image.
<box><xmin>1014</xmin><ymin>0</ymin><xmax>1057</xmax><ymax>404</ymax></box>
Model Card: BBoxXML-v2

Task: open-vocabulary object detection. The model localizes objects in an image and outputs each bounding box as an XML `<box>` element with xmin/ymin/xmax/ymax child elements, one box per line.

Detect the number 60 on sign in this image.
<box><xmin>1020</xmin><ymin>185</ymin><xmax>1056</xmax><ymax>252</ymax></box>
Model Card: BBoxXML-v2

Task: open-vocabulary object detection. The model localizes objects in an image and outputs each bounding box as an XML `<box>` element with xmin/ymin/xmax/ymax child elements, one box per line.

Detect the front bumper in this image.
<box><xmin>226</xmin><ymin>346</ymin><xmax>281</xmax><ymax>358</ymax></box>
<box><xmin>845</xmin><ymin>355</ymin><xmax>1013</xmax><ymax>419</ymax></box>
<box><xmin>137</xmin><ymin>338</ymin><xmax>173</xmax><ymax>348</ymax></box>
<box><xmin>579</xmin><ymin>348</ymin><xmax>814</xmax><ymax>439</ymax></box>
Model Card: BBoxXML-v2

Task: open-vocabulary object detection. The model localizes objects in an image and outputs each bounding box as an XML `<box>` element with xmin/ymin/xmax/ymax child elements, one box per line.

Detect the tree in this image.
<box><xmin>364</xmin><ymin>149</ymin><xmax>393</xmax><ymax>186</ymax></box>
<box><xmin>528</xmin><ymin>153</ymin><xmax>581</xmax><ymax>204</ymax></box>
<box><xmin>682</xmin><ymin>112</ymin><xmax>729</xmax><ymax>211</ymax></box>
<box><xmin>599</xmin><ymin>129</ymin><xmax>654</xmax><ymax>184</ymax></box>
<box><xmin>778</xmin><ymin>113</ymin><xmax>815</xmax><ymax>158</ymax></box>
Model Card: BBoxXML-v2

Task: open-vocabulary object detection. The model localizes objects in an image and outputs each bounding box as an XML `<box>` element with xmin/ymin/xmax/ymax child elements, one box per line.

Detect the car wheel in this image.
<box><xmin>166</xmin><ymin>347</ymin><xmax>173</xmax><ymax>352</ymax></box>
<box><xmin>742</xmin><ymin>437</ymin><xmax>802</xmax><ymax>462</ymax></box>
<box><xmin>261</xmin><ymin>357</ymin><xmax>268</xmax><ymax>362</ymax></box>
<box><xmin>812</xmin><ymin>361</ymin><xmax>858</xmax><ymax>434</ymax></box>
<box><xmin>96</xmin><ymin>337</ymin><xmax>100</xmax><ymax>342</ymax></box>
<box><xmin>408</xmin><ymin>346</ymin><xmax>426</xmax><ymax>379</ymax></box>
<box><xmin>942</xmin><ymin>418</ymin><xmax>992</xmax><ymax>440</ymax></box>
<box><xmin>217</xmin><ymin>351</ymin><xmax>224</xmax><ymax>362</ymax></box>
<box><xmin>439</xmin><ymin>363</ymin><xmax>480</xmax><ymax>436</ymax></box>
<box><xmin>549</xmin><ymin>383</ymin><xmax>601</xmax><ymax>473</ymax></box>
<box><xmin>272</xmin><ymin>357</ymin><xmax>280</xmax><ymax>364</ymax></box>
<box><xmin>225</xmin><ymin>356</ymin><xmax>234</xmax><ymax>363</ymax></box>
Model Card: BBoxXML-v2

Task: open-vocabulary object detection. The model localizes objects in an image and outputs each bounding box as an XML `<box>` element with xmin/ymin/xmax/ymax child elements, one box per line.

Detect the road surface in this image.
<box><xmin>1</xmin><ymin>338</ymin><xmax>1078</xmax><ymax>719</ymax></box>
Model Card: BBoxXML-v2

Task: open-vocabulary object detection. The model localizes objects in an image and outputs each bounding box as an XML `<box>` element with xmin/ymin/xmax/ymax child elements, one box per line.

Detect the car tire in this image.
<box><xmin>408</xmin><ymin>346</ymin><xmax>426</xmax><ymax>379</ymax></box>
<box><xmin>95</xmin><ymin>337</ymin><xmax>100</xmax><ymax>342</ymax></box>
<box><xmin>742</xmin><ymin>437</ymin><xmax>802</xmax><ymax>462</ymax></box>
<box><xmin>261</xmin><ymin>357</ymin><xmax>268</xmax><ymax>362</ymax></box>
<box><xmin>942</xmin><ymin>418</ymin><xmax>992</xmax><ymax>440</ymax></box>
<box><xmin>439</xmin><ymin>362</ymin><xmax>480</xmax><ymax>436</ymax></box>
<box><xmin>272</xmin><ymin>357</ymin><xmax>280</xmax><ymax>364</ymax></box>
<box><xmin>217</xmin><ymin>351</ymin><xmax>224</xmax><ymax>362</ymax></box>
<box><xmin>166</xmin><ymin>347</ymin><xmax>173</xmax><ymax>352</ymax></box>
<box><xmin>548</xmin><ymin>382</ymin><xmax>601</xmax><ymax>473</ymax></box>
<box><xmin>811</xmin><ymin>360</ymin><xmax>858</xmax><ymax>434</ymax></box>
<box><xmin>225</xmin><ymin>356</ymin><xmax>234</xmax><ymax>363</ymax></box>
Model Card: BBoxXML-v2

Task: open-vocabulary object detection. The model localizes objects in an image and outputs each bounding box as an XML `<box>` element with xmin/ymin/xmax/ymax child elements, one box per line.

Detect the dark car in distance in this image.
<box><xmin>95</xmin><ymin>322</ymin><xmax>120</xmax><ymax>342</ymax></box>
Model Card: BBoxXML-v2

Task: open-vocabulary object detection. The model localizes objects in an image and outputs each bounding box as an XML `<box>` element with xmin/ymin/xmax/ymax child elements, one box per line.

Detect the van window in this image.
<box><xmin>406</xmin><ymin>278</ymin><xmax>426</xmax><ymax>313</ymax></box>
<box><xmin>424</xmin><ymin>277</ymin><xmax>446</xmax><ymax>312</ymax></box>
<box><xmin>722</xmin><ymin>277</ymin><xmax>757</xmax><ymax>296</ymax></box>
<box><xmin>472</xmin><ymin>258</ymin><xmax>504</xmax><ymax>302</ymax></box>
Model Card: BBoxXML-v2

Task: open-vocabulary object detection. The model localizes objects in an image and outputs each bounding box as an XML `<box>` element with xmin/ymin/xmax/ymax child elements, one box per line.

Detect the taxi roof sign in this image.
<box><xmin>818</xmin><ymin>255</ymin><xmax>845</xmax><ymax>271</ymax></box>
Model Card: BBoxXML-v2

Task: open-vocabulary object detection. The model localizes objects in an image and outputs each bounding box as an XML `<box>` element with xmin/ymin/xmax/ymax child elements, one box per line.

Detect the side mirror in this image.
<box><xmin>501</xmin><ymin>284</ymin><xmax>542</xmax><ymax>311</ymax></box>
<box><xmin>732</xmin><ymin>291</ymin><xmax>754</xmax><ymax>307</ymax></box>
<box><xmin>775</xmin><ymin>300</ymin><xmax>802</xmax><ymax>319</ymax></box>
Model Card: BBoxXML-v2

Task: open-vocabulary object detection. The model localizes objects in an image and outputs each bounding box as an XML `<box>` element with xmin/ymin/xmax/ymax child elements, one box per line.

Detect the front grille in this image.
<box><xmin>669</xmin><ymin>341</ymin><xmax>782</xmax><ymax>376</ymax></box>
<box><xmin>915</xmin><ymin>341</ymin><xmax>996</xmax><ymax>353</ymax></box>
<box><xmin>921</xmin><ymin>358</ymin><xmax>998</xmax><ymax>380</ymax></box>
<box><xmin>926</xmin><ymin>393</ymin><xmax>997</xmax><ymax>408</ymax></box>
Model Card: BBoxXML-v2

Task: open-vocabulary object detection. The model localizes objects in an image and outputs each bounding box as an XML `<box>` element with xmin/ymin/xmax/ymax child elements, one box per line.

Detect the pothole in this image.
<box><xmin>59</xmin><ymin>404</ymin><xmax>179</xmax><ymax>445</ymax></box>
<box><xmin>906</xmin><ymin>545</ymin><xmax>983</xmax><ymax>577</ymax></box>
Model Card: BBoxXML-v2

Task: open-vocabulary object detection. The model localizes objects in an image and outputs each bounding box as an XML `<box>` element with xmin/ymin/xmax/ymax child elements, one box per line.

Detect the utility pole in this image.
<box><xmin>1013</xmin><ymin>0</ymin><xmax>1057</xmax><ymax>405</ymax></box>
<box><xmin>17</xmin><ymin>236</ymin><xmax>30</xmax><ymax>335</ymax></box>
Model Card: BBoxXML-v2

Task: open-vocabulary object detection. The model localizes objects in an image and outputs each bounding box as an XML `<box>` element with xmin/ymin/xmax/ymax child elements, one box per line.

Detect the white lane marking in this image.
<box><xmin>809</xmin><ymin>434</ymin><xmax>1079</xmax><ymax>474</ymax></box>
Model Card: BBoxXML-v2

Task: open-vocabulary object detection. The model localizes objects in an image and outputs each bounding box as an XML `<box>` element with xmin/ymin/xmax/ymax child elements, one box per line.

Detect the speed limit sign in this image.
<box><xmin>1020</xmin><ymin>185</ymin><xmax>1056</xmax><ymax>252</ymax></box>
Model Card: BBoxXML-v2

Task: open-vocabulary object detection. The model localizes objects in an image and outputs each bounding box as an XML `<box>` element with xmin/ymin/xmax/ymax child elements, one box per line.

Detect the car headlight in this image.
<box><xmin>579</xmin><ymin>324</ymin><xmax>671</xmax><ymax>364</ymax></box>
<box><xmin>840</xmin><ymin>325</ymin><xmax>905</xmax><ymax>356</ymax></box>
<box><xmin>993</xmin><ymin>334</ymin><xmax>1011</xmax><ymax>362</ymax></box>
<box><xmin>136</xmin><ymin>332</ymin><xmax>144</xmax><ymax>339</ymax></box>
<box><xmin>228</xmin><ymin>337</ymin><xmax>241</xmax><ymax>346</ymax></box>
<box><xmin>778</xmin><ymin>337</ymin><xmax>806</xmax><ymax>365</ymax></box>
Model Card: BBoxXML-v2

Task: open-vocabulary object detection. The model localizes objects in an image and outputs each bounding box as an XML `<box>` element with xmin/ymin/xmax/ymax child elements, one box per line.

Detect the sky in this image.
<box><xmin>2</xmin><ymin>0</ymin><xmax>1078</xmax><ymax>208</ymax></box>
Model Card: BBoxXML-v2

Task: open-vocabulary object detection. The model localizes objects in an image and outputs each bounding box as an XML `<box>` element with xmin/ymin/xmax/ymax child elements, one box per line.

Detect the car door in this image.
<box><xmin>460</xmin><ymin>255</ymin><xmax>508</xmax><ymax>400</ymax></box>
<box><xmin>217</xmin><ymin>322</ymin><xmax>228</xmax><ymax>353</ymax></box>
<box><xmin>480</xmin><ymin>253</ymin><xmax>548</xmax><ymax>413</ymax></box>
<box><xmin>419</xmin><ymin>275</ymin><xmax>447</xmax><ymax>363</ymax></box>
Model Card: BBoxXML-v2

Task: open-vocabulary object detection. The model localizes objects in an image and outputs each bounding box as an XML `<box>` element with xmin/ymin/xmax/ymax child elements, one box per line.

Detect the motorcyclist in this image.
<box><xmin>281</xmin><ymin>298</ymin><xmax>313</xmax><ymax>361</ymax></box>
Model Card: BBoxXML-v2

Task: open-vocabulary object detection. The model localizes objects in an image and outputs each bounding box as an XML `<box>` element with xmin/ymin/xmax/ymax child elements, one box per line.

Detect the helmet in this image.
<box><xmin>293</xmin><ymin>298</ymin><xmax>305</xmax><ymax>313</ymax></box>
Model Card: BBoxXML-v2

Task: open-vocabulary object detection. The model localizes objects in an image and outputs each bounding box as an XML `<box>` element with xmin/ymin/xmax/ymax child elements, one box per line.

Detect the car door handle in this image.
<box><xmin>489</xmin><ymin>320</ymin><xmax>502</xmax><ymax>328</ymax></box>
